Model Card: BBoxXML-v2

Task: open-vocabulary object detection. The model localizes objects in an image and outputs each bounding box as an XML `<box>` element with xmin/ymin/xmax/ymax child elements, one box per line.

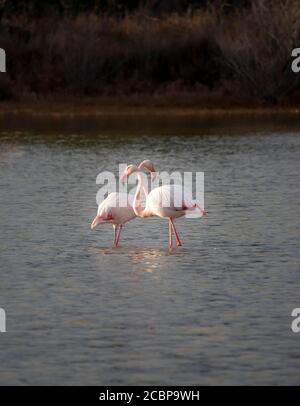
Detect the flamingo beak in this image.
<box><xmin>151</xmin><ymin>171</ymin><xmax>157</xmax><ymax>180</ymax></box>
<box><xmin>91</xmin><ymin>215</ymin><xmax>102</xmax><ymax>230</ymax></box>
<box><xmin>120</xmin><ymin>171</ymin><xmax>127</xmax><ymax>184</ymax></box>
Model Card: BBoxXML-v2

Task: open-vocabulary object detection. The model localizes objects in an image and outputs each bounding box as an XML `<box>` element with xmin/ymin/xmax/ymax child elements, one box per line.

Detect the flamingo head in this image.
<box><xmin>138</xmin><ymin>159</ymin><xmax>156</xmax><ymax>179</ymax></box>
<box><xmin>90</xmin><ymin>214</ymin><xmax>104</xmax><ymax>229</ymax></box>
<box><xmin>120</xmin><ymin>164</ymin><xmax>139</xmax><ymax>183</ymax></box>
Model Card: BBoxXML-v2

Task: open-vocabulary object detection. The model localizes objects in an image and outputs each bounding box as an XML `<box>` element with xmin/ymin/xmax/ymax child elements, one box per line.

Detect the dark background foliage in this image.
<box><xmin>0</xmin><ymin>0</ymin><xmax>299</xmax><ymax>105</ymax></box>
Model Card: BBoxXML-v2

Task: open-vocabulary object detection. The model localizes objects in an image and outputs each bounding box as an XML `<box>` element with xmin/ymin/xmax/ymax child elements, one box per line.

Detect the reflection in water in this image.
<box><xmin>0</xmin><ymin>127</ymin><xmax>299</xmax><ymax>385</ymax></box>
<box><xmin>130</xmin><ymin>248</ymin><xmax>167</xmax><ymax>274</ymax></box>
<box><xmin>94</xmin><ymin>246</ymin><xmax>182</xmax><ymax>275</ymax></box>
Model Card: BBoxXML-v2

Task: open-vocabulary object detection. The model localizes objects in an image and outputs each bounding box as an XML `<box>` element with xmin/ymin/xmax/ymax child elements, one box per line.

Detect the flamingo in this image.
<box><xmin>91</xmin><ymin>160</ymin><xmax>155</xmax><ymax>247</ymax></box>
<box><xmin>121</xmin><ymin>164</ymin><xmax>206</xmax><ymax>248</ymax></box>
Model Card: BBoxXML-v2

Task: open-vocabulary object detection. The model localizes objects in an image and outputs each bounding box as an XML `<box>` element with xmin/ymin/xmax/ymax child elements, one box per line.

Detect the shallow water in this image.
<box><xmin>0</xmin><ymin>119</ymin><xmax>300</xmax><ymax>385</ymax></box>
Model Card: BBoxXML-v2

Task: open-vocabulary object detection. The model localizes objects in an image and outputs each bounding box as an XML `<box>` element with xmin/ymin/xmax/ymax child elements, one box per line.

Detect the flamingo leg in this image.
<box><xmin>195</xmin><ymin>203</ymin><xmax>207</xmax><ymax>216</ymax></box>
<box><xmin>113</xmin><ymin>225</ymin><xmax>118</xmax><ymax>246</ymax></box>
<box><xmin>170</xmin><ymin>218</ymin><xmax>182</xmax><ymax>246</ymax></box>
<box><xmin>116</xmin><ymin>224</ymin><xmax>123</xmax><ymax>247</ymax></box>
<box><xmin>169</xmin><ymin>218</ymin><xmax>173</xmax><ymax>248</ymax></box>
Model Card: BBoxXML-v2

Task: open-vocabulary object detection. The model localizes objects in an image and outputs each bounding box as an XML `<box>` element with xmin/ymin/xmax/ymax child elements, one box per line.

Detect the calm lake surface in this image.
<box><xmin>0</xmin><ymin>114</ymin><xmax>300</xmax><ymax>385</ymax></box>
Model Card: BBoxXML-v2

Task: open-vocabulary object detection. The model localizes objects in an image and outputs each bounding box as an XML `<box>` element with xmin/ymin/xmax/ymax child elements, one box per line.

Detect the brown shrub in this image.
<box><xmin>0</xmin><ymin>1</ymin><xmax>299</xmax><ymax>105</ymax></box>
<box><xmin>216</xmin><ymin>0</ymin><xmax>300</xmax><ymax>104</ymax></box>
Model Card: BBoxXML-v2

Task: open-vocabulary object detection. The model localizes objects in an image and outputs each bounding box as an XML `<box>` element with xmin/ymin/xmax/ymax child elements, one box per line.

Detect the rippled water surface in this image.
<box><xmin>0</xmin><ymin>118</ymin><xmax>299</xmax><ymax>385</ymax></box>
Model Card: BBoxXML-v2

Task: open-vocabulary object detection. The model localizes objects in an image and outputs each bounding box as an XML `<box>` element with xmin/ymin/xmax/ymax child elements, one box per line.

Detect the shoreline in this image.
<box><xmin>1</xmin><ymin>99</ymin><xmax>300</xmax><ymax>136</ymax></box>
<box><xmin>1</xmin><ymin>99</ymin><xmax>300</xmax><ymax>118</ymax></box>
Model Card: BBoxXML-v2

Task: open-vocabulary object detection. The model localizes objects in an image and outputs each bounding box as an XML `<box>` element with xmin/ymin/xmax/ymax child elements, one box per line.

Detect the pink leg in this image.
<box><xmin>195</xmin><ymin>203</ymin><xmax>207</xmax><ymax>216</ymax></box>
<box><xmin>168</xmin><ymin>219</ymin><xmax>173</xmax><ymax>248</ymax></box>
<box><xmin>116</xmin><ymin>224</ymin><xmax>123</xmax><ymax>247</ymax></box>
<box><xmin>113</xmin><ymin>225</ymin><xmax>118</xmax><ymax>246</ymax></box>
<box><xmin>170</xmin><ymin>218</ymin><xmax>182</xmax><ymax>246</ymax></box>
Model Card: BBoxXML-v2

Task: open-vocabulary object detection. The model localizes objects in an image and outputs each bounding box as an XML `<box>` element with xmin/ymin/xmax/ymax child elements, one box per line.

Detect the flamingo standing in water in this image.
<box><xmin>121</xmin><ymin>163</ymin><xmax>206</xmax><ymax>248</ymax></box>
<box><xmin>91</xmin><ymin>160</ymin><xmax>155</xmax><ymax>247</ymax></box>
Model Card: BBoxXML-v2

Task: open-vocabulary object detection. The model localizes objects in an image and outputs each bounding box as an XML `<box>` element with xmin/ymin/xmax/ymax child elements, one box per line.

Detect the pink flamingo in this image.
<box><xmin>121</xmin><ymin>164</ymin><xmax>206</xmax><ymax>248</ymax></box>
<box><xmin>91</xmin><ymin>160</ymin><xmax>155</xmax><ymax>247</ymax></box>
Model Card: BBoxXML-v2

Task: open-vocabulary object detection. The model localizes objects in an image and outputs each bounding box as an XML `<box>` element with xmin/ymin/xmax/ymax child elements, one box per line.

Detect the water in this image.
<box><xmin>0</xmin><ymin>116</ymin><xmax>299</xmax><ymax>385</ymax></box>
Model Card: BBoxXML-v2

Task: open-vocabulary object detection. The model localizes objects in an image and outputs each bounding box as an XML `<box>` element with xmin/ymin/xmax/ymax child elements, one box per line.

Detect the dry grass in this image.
<box><xmin>216</xmin><ymin>0</ymin><xmax>300</xmax><ymax>104</ymax></box>
<box><xmin>0</xmin><ymin>1</ymin><xmax>300</xmax><ymax>105</ymax></box>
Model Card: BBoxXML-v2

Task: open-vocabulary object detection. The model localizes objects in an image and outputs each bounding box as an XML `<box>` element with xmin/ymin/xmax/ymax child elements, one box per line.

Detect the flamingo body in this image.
<box><xmin>91</xmin><ymin>160</ymin><xmax>156</xmax><ymax>247</ymax></box>
<box><xmin>91</xmin><ymin>192</ymin><xmax>135</xmax><ymax>246</ymax></box>
<box><xmin>96</xmin><ymin>192</ymin><xmax>135</xmax><ymax>225</ymax></box>
<box><xmin>145</xmin><ymin>184</ymin><xmax>200</xmax><ymax>219</ymax></box>
<box><xmin>143</xmin><ymin>184</ymin><xmax>205</xmax><ymax>247</ymax></box>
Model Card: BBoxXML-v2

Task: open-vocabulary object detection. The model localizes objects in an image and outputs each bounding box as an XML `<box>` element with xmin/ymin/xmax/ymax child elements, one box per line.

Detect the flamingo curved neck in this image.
<box><xmin>133</xmin><ymin>172</ymin><xmax>150</xmax><ymax>217</ymax></box>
